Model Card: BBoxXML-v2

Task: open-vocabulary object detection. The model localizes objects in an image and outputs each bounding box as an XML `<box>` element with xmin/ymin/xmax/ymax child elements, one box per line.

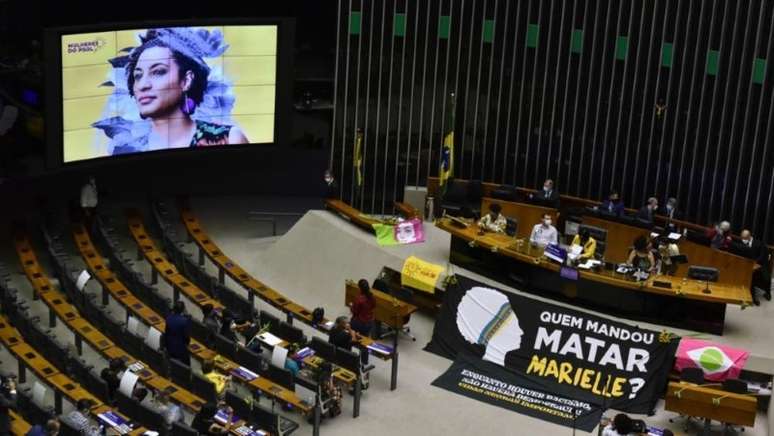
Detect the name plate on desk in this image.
<box><xmin>97</xmin><ymin>411</ymin><xmax>132</xmax><ymax>435</ymax></box>
<box><xmin>294</xmin><ymin>347</ymin><xmax>315</xmax><ymax>361</ymax></box>
<box><xmin>367</xmin><ymin>343</ymin><xmax>394</xmax><ymax>356</ymax></box>
<box><xmin>234</xmin><ymin>426</ymin><xmax>268</xmax><ymax>436</ymax></box>
<box><xmin>214</xmin><ymin>410</ymin><xmax>239</xmax><ymax>425</ymax></box>
<box><xmin>231</xmin><ymin>366</ymin><xmax>259</xmax><ymax>381</ymax></box>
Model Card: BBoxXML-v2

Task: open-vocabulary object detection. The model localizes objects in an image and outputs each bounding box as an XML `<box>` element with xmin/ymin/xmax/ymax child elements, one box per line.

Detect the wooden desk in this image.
<box><xmin>394</xmin><ymin>201</ymin><xmax>421</xmax><ymax>219</ymax></box>
<box><xmin>345</xmin><ymin>280</ymin><xmax>418</xmax><ymax>329</ymax></box>
<box><xmin>665</xmin><ymin>381</ymin><xmax>757</xmax><ymax>428</ymax></box>
<box><xmin>181</xmin><ymin>201</ymin><xmax>400</xmax><ymax>399</ymax></box>
<box><xmin>436</xmin><ymin>218</ymin><xmax>751</xmax><ymax>334</ymax></box>
<box><xmin>10</xmin><ymin>410</ymin><xmax>31</xmax><ymax>436</ymax></box>
<box><xmin>481</xmin><ymin>197</ymin><xmax>558</xmax><ymax>240</ymax></box>
<box><xmin>582</xmin><ymin>215</ymin><xmax>755</xmax><ymax>288</ymax></box>
<box><xmin>73</xmin><ymin>221</ymin><xmax>310</xmax><ymax>415</ymax></box>
<box><xmin>325</xmin><ymin>199</ymin><xmax>382</xmax><ymax>231</ymax></box>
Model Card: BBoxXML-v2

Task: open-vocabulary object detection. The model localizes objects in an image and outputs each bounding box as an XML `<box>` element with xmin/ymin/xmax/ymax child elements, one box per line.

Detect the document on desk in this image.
<box><xmin>258</xmin><ymin>332</ymin><xmax>283</xmax><ymax>347</ymax></box>
<box><xmin>231</xmin><ymin>366</ymin><xmax>259</xmax><ymax>381</ymax></box>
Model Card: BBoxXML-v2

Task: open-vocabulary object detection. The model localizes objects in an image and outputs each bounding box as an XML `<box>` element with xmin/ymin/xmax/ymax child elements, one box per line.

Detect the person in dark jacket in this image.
<box><xmin>0</xmin><ymin>375</ymin><xmax>17</xmax><ymax>436</ymax></box>
<box><xmin>163</xmin><ymin>301</ymin><xmax>191</xmax><ymax>366</ymax></box>
<box><xmin>25</xmin><ymin>418</ymin><xmax>59</xmax><ymax>436</ymax></box>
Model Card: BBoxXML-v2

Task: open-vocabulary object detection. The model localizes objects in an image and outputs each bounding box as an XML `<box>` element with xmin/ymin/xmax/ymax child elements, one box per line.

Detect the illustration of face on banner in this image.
<box><xmin>427</xmin><ymin>275</ymin><xmax>680</xmax><ymax>414</ymax></box>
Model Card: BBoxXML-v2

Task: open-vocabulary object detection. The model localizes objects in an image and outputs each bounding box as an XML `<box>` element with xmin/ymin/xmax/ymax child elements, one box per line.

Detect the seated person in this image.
<box><xmin>477</xmin><ymin>203</ymin><xmax>507</xmax><ymax>233</ymax></box>
<box><xmin>284</xmin><ymin>344</ymin><xmax>301</xmax><ymax>377</ymax></box>
<box><xmin>706</xmin><ymin>221</ymin><xmax>732</xmax><ymax>250</ymax></box>
<box><xmin>218</xmin><ymin>310</ymin><xmax>255</xmax><ymax>346</ymax></box>
<box><xmin>659</xmin><ymin>197</ymin><xmax>680</xmax><ymax>221</ymax></box>
<box><xmin>100</xmin><ymin>357</ymin><xmax>125</xmax><ymax>403</ymax></box>
<box><xmin>202</xmin><ymin>304</ymin><xmax>221</xmax><ymax>341</ymax></box>
<box><xmin>601</xmin><ymin>413</ymin><xmax>635</xmax><ymax>436</ymax></box>
<box><xmin>529</xmin><ymin>213</ymin><xmax>559</xmax><ymax>248</ymax></box>
<box><xmin>154</xmin><ymin>390</ymin><xmax>182</xmax><ymax>429</ymax></box>
<box><xmin>528</xmin><ymin>178</ymin><xmax>560</xmax><ymax>208</ymax></box>
<box><xmin>64</xmin><ymin>399</ymin><xmax>100</xmax><ymax>436</ymax></box>
<box><xmin>192</xmin><ymin>402</ymin><xmax>232</xmax><ymax>435</ymax></box>
<box><xmin>655</xmin><ymin>238</ymin><xmax>679</xmax><ymax>276</ymax></box>
<box><xmin>329</xmin><ymin>316</ymin><xmax>368</xmax><ymax>365</ymax></box>
<box><xmin>599</xmin><ymin>190</ymin><xmax>625</xmax><ymax>216</ymax></box>
<box><xmin>201</xmin><ymin>359</ymin><xmax>230</xmax><ymax>398</ymax></box>
<box><xmin>570</xmin><ymin>229</ymin><xmax>596</xmax><ymax>261</ymax></box>
<box><xmin>318</xmin><ymin>362</ymin><xmax>342</xmax><ymax>419</ymax></box>
<box><xmin>635</xmin><ymin>197</ymin><xmax>659</xmax><ymax>224</ymax></box>
<box><xmin>628</xmin><ymin>235</ymin><xmax>656</xmax><ymax>273</ymax></box>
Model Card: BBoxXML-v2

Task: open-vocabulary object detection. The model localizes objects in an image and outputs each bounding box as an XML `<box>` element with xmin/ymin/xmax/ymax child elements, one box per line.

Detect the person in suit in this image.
<box><xmin>706</xmin><ymin>221</ymin><xmax>732</xmax><ymax>250</ymax></box>
<box><xmin>739</xmin><ymin>229</ymin><xmax>771</xmax><ymax>305</ymax></box>
<box><xmin>599</xmin><ymin>190</ymin><xmax>625</xmax><ymax>216</ymax></box>
<box><xmin>635</xmin><ymin>197</ymin><xmax>659</xmax><ymax>224</ymax></box>
<box><xmin>163</xmin><ymin>301</ymin><xmax>191</xmax><ymax>366</ymax></box>
<box><xmin>529</xmin><ymin>178</ymin><xmax>560</xmax><ymax>208</ymax></box>
<box><xmin>659</xmin><ymin>197</ymin><xmax>680</xmax><ymax>221</ymax></box>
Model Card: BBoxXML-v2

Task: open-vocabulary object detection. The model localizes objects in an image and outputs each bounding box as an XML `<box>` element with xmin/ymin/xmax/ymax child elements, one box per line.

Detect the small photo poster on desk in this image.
<box><xmin>426</xmin><ymin>275</ymin><xmax>680</xmax><ymax>430</ymax></box>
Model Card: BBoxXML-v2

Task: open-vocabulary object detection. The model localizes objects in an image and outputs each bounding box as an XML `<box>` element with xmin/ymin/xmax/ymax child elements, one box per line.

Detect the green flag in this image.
<box><xmin>372</xmin><ymin>223</ymin><xmax>399</xmax><ymax>246</ymax></box>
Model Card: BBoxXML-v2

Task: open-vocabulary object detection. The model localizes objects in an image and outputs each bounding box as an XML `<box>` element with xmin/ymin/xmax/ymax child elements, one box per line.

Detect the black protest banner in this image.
<box><xmin>426</xmin><ymin>275</ymin><xmax>679</xmax><ymax>415</ymax></box>
<box><xmin>433</xmin><ymin>353</ymin><xmax>604</xmax><ymax>432</ymax></box>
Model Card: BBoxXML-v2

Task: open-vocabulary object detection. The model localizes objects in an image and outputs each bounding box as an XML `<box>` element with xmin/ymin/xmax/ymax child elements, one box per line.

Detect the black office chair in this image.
<box><xmin>439</xmin><ymin>179</ymin><xmax>470</xmax><ymax>216</ymax></box>
<box><xmin>505</xmin><ymin>218</ymin><xmax>518</xmax><ymax>237</ymax></box>
<box><xmin>170</xmin><ymin>421</ymin><xmax>198</xmax><ymax>436</ymax></box>
<box><xmin>214</xmin><ymin>333</ymin><xmax>237</xmax><ymax>360</ymax></box>
<box><xmin>259</xmin><ymin>310</ymin><xmax>280</xmax><ymax>329</ymax></box>
<box><xmin>721</xmin><ymin>378</ymin><xmax>749</xmax><ymax>433</ymax></box>
<box><xmin>466</xmin><ymin>180</ymin><xmax>483</xmax><ymax>216</ymax></box>
<box><xmin>235</xmin><ymin>346</ymin><xmax>264</xmax><ymax>372</ymax></box>
<box><xmin>225</xmin><ymin>391</ymin><xmax>253</xmax><ymax>423</ymax></box>
<box><xmin>669</xmin><ymin>367</ymin><xmax>707</xmax><ymax>430</ymax></box>
<box><xmin>138</xmin><ymin>403</ymin><xmax>167</xmax><ymax>433</ymax></box>
<box><xmin>263</xmin><ymin>365</ymin><xmax>295</xmax><ymax>392</ymax></box>
<box><xmin>578</xmin><ymin>224</ymin><xmax>608</xmax><ymax>259</ymax></box>
<box><xmin>191</xmin><ymin>372</ymin><xmax>219</xmax><ymax>403</ymax></box>
<box><xmin>168</xmin><ymin>358</ymin><xmax>192</xmax><ymax>387</ymax></box>
<box><xmin>115</xmin><ymin>391</ymin><xmax>143</xmax><ymax>424</ymax></box>
<box><xmin>309</xmin><ymin>337</ymin><xmax>336</xmax><ymax>362</ymax></box>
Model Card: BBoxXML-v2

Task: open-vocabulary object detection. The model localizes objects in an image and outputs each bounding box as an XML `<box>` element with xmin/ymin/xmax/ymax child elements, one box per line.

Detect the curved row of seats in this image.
<box><xmin>176</xmin><ymin>201</ymin><xmax>391</xmax><ymax>360</ymax></box>
<box><xmin>145</xmin><ymin>202</ymin><xmax>369</xmax><ymax>416</ymax></box>
<box><xmin>14</xmin><ymin>230</ymin><xmax>208</xmax><ymax>415</ymax></box>
<box><xmin>142</xmin><ymin>204</ymin><xmax>359</xmax><ymax>386</ymax></box>
<box><xmin>71</xmin><ymin>219</ymin><xmax>311</xmax><ymax>415</ymax></box>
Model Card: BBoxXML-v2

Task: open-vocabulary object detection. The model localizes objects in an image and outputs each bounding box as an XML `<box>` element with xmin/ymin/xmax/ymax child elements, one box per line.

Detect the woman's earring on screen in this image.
<box><xmin>181</xmin><ymin>92</ymin><xmax>196</xmax><ymax>115</ymax></box>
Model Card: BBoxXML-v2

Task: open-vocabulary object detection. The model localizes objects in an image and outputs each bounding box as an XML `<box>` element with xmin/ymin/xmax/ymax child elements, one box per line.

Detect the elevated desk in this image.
<box><xmin>582</xmin><ymin>215</ymin><xmax>755</xmax><ymax>288</ymax></box>
<box><xmin>480</xmin><ymin>197</ymin><xmax>558</xmax><ymax>240</ymax></box>
<box><xmin>437</xmin><ymin>218</ymin><xmax>751</xmax><ymax>334</ymax></box>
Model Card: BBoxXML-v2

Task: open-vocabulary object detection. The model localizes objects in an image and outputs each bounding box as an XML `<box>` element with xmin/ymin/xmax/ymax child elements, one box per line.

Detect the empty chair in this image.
<box><xmin>263</xmin><ymin>365</ymin><xmax>294</xmax><ymax>391</ymax></box>
<box><xmin>309</xmin><ymin>337</ymin><xmax>336</xmax><ymax>363</ymax></box>
<box><xmin>115</xmin><ymin>391</ymin><xmax>143</xmax><ymax>423</ymax></box>
<box><xmin>224</xmin><ymin>391</ymin><xmax>252</xmax><ymax>423</ymax></box>
<box><xmin>170</xmin><ymin>421</ymin><xmax>198</xmax><ymax>436</ymax></box>
<box><xmin>439</xmin><ymin>179</ymin><xmax>470</xmax><ymax>217</ymax></box>
<box><xmin>235</xmin><ymin>346</ymin><xmax>263</xmax><ymax>372</ymax></box>
<box><xmin>168</xmin><ymin>358</ymin><xmax>192</xmax><ymax>387</ymax></box>
<box><xmin>138</xmin><ymin>402</ymin><xmax>167</xmax><ymax>433</ymax></box>
<box><xmin>669</xmin><ymin>367</ymin><xmax>707</xmax><ymax>430</ymax></box>
<box><xmin>259</xmin><ymin>310</ymin><xmax>279</xmax><ymax>329</ymax></box>
<box><xmin>213</xmin><ymin>333</ymin><xmax>237</xmax><ymax>360</ymax></box>
<box><xmin>273</xmin><ymin>321</ymin><xmax>304</xmax><ymax>344</ymax></box>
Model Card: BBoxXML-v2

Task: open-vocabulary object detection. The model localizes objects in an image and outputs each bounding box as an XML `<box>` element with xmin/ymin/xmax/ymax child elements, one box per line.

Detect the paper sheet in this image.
<box><xmin>118</xmin><ymin>370</ymin><xmax>139</xmax><ymax>397</ymax></box>
<box><xmin>271</xmin><ymin>345</ymin><xmax>288</xmax><ymax>368</ymax></box>
<box><xmin>76</xmin><ymin>270</ymin><xmax>91</xmax><ymax>291</ymax></box>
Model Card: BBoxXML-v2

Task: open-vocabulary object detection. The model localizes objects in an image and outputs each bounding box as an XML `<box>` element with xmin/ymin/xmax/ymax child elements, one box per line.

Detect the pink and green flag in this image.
<box><xmin>674</xmin><ymin>338</ymin><xmax>749</xmax><ymax>381</ymax></box>
<box><xmin>372</xmin><ymin>218</ymin><xmax>425</xmax><ymax>246</ymax></box>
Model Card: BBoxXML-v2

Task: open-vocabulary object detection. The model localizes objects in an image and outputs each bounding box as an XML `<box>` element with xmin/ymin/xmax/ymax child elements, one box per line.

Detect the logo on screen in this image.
<box><xmin>66</xmin><ymin>38</ymin><xmax>107</xmax><ymax>54</ymax></box>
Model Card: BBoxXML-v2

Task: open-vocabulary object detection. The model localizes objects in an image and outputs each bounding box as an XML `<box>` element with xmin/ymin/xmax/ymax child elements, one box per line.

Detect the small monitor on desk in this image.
<box><xmin>687</xmin><ymin>266</ymin><xmax>719</xmax><ymax>282</ymax></box>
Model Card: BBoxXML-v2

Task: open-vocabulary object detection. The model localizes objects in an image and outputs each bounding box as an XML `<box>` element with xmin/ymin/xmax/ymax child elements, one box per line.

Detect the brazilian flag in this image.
<box><xmin>439</xmin><ymin>92</ymin><xmax>456</xmax><ymax>194</ymax></box>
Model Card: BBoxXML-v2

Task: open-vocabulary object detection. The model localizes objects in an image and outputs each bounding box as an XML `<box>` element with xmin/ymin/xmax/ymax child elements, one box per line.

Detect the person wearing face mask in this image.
<box><xmin>599</xmin><ymin>190</ymin><xmax>625</xmax><ymax>216</ymax></box>
<box><xmin>323</xmin><ymin>169</ymin><xmax>339</xmax><ymax>199</ymax></box>
<box><xmin>635</xmin><ymin>197</ymin><xmax>658</xmax><ymax>224</ymax></box>
<box><xmin>477</xmin><ymin>203</ymin><xmax>507</xmax><ymax>234</ymax></box>
<box><xmin>659</xmin><ymin>197</ymin><xmax>680</xmax><ymax>221</ymax></box>
<box><xmin>737</xmin><ymin>229</ymin><xmax>771</xmax><ymax>304</ymax></box>
<box><xmin>529</xmin><ymin>178</ymin><xmax>560</xmax><ymax>209</ymax></box>
<box><xmin>529</xmin><ymin>213</ymin><xmax>559</xmax><ymax>248</ymax></box>
<box><xmin>706</xmin><ymin>221</ymin><xmax>732</xmax><ymax>250</ymax></box>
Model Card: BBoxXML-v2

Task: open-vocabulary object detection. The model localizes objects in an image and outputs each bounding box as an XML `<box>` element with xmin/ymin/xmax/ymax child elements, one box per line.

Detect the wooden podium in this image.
<box><xmin>665</xmin><ymin>381</ymin><xmax>757</xmax><ymax>432</ymax></box>
<box><xmin>345</xmin><ymin>280</ymin><xmax>418</xmax><ymax>329</ymax></box>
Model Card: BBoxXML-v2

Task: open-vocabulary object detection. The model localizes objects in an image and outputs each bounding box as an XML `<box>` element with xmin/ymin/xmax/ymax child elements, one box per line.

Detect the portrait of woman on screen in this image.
<box><xmin>92</xmin><ymin>27</ymin><xmax>249</xmax><ymax>155</ymax></box>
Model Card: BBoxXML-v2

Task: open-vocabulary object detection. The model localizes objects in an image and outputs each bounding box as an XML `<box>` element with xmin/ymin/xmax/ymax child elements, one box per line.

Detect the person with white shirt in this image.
<box><xmin>80</xmin><ymin>177</ymin><xmax>98</xmax><ymax>218</ymax></box>
<box><xmin>529</xmin><ymin>213</ymin><xmax>558</xmax><ymax>247</ymax></box>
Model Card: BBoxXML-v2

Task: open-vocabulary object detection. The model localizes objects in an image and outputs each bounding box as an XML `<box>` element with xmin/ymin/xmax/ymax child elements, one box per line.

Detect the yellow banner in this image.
<box><xmin>401</xmin><ymin>256</ymin><xmax>444</xmax><ymax>293</ymax></box>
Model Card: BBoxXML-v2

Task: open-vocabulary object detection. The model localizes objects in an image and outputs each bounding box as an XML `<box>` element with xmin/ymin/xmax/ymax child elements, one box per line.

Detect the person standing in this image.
<box><xmin>80</xmin><ymin>177</ymin><xmax>98</xmax><ymax>219</ymax></box>
<box><xmin>739</xmin><ymin>229</ymin><xmax>772</xmax><ymax>305</ymax></box>
<box><xmin>163</xmin><ymin>301</ymin><xmax>191</xmax><ymax>366</ymax></box>
<box><xmin>349</xmin><ymin>279</ymin><xmax>375</xmax><ymax>338</ymax></box>
<box><xmin>635</xmin><ymin>197</ymin><xmax>659</xmax><ymax>224</ymax></box>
